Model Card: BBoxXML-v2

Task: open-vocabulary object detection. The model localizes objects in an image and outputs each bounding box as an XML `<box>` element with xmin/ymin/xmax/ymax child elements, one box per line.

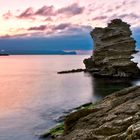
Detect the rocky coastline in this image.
<box><xmin>40</xmin><ymin>86</ymin><xmax>140</xmax><ymax>140</ymax></box>
<box><xmin>58</xmin><ymin>86</ymin><xmax>140</xmax><ymax>140</ymax></box>
<box><xmin>40</xmin><ymin>19</ymin><xmax>140</xmax><ymax>140</ymax></box>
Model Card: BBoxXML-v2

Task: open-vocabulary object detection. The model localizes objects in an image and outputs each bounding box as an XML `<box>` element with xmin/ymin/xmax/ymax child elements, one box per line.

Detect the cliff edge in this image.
<box><xmin>84</xmin><ymin>19</ymin><xmax>140</xmax><ymax>78</ymax></box>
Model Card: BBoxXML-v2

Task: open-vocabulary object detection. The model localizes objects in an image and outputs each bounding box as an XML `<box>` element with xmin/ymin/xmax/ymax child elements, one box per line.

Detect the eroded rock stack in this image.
<box><xmin>84</xmin><ymin>19</ymin><xmax>140</xmax><ymax>78</ymax></box>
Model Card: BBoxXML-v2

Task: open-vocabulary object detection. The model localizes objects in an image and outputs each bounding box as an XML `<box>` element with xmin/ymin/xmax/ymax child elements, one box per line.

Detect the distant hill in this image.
<box><xmin>2</xmin><ymin>50</ymin><xmax>77</xmax><ymax>55</ymax></box>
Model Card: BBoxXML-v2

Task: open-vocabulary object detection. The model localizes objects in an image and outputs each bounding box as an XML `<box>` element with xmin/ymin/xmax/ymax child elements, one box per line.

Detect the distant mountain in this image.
<box><xmin>4</xmin><ymin>50</ymin><xmax>77</xmax><ymax>55</ymax></box>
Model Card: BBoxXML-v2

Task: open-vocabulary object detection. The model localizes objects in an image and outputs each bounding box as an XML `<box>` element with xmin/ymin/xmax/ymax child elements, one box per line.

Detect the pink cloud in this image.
<box><xmin>2</xmin><ymin>11</ymin><xmax>13</xmax><ymax>20</ymax></box>
<box><xmin>53</xmin><ymin>23</ymin><xmax>71</xmax><ymax>30</ymax></box>
<box><xmin>57</xmin><ymin>3</ymin><xmax>84</xmax><ymax>16</ymax></box>
<box><xmin>1</xmin><ymin>0</ymin><xmax>140</xmax><ymax>38</ymax></box>
<box><xmin>28</xmin><ymin>25</ymin><xmax>47</xmax><ymax>31</ymax></box>
<box><xmin>17</xmin><ymin>7</ymin><xmax>34</xmax><ymax>18</ymax></box>
<box><xmin>44</xmin><ymin>17</ymin><xmax>53</xmax><ymax>21</ymax></box>
<box><xmin>0</xmin><ymin>33</ymin><xmax>29</xmax><ymax>39</ymax></box>
<box><xmin>35</xmin><ymin>5</ymin><xmax>55</xmax><ymax>16</ymax></box>
<box><xmin>0</xmin><ymin>23</ymin><xmax>92</xmax><ymax>39</ymax></box>
<box><xmin>119</xmin><ymin>13</ymin><xmax>140</xmax><ymax>19</ymax></box>
<box><xmin>9</xmin><ymin>3</ymin><xmax>84</xmax><ymax>20</ymax></box>
<box><xmin>27</xmin><ymin>23</ymin><xmax>71</xmax><ymax>32</ymax></box>
<box><xmin>92</xmin><ymin>16</ymin><xmax>107</xmax><ymax>21</ymax></box>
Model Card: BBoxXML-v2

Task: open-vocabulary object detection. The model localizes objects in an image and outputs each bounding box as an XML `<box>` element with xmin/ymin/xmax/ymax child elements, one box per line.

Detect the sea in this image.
<box><xmin>0</xmin><ymin>54</ymin><xmax>140</xmax><ymax>140</ymax></box>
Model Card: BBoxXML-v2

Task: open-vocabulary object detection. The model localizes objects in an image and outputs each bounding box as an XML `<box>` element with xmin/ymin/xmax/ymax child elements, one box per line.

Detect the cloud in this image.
<box><xmin>57</xmin><ymin>3</ymin><xmax>84</xmax><ymax>16</ymax></box>
<box><xmin>1</xmin><ymin>0</ymin><xmax>140</xmax><ymax>41</ymax></box>
<box><xmin>1</xmin><ymin>23</ymin><xmax>92</xmax><ymax>39</ymax></box>
<box><xmin>107</xmin><ymin>13</ymin><xmax>140</xmax><ymax>26</ymax></box>
<box><xmin>17</xmin><ymin>7</ymin><xmax>34</xmax><ymax>19</ymax></box>
<box><xmin>35</xmin><ymin>5</ymin><xmax>55</xmax><ymax>16</ymax></box>
<box><xmin>2</xmin><ymin>11</ymin><xmax>13</xmax><ymax>20</ymax></box>
<box><xmin>28</xmin><ymin>25</ymin><xmax>47</xmax><ymax>31</ymax></box>
<box><xmin>50</xmin><ymin>24</ymin><xmax>92</xmax><ymax>37</ymax></box>
<box><xmin>53</xmin><ymin>23</ymin><xmax>71</xmax><ymax>30</ymax></box>
<box><xmin>15</xmin><ymin>3</ymin><xmax>84</xmax><ymax>19</ymax></box>
<box><xmin>92</xmin><ymin>16</ymin><xmax>107</xmax><ymax>21</ymax></box>
<box><xmin>44</xmin><ymin>17</ymin><xmax>53</xmax><ymax>21</ymax></box>
<box><xmin>27</xmin><ymin>23</ymin><xmax>71</xmax><ymax>34</ymax></box>
<box><xmin>16</xmin><ymin>5</ymin><xmax>55</xmax><ymax>19</ymax></box>
<box><xmin>0</xmin><ymin>35</ymin><xmax>11</xmax><ymax>39</ymax></box>
<box><xmin>0</xmin><ymin>33</ymin><xmax>30</xmax><ymax>39</ymax></box>
<box><xmin>64</xmin><ymin>25</ymin><xmax>92</xmax><ymax>36</ymax></box>
<box><xmin>119</xmin><ymin>13</ymin><xmax>140</xmax><ymax>19</ymax></box>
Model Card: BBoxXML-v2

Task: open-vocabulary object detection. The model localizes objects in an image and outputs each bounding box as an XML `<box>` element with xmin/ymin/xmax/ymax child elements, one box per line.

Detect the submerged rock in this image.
<box><xmin>84</xmin><ymin>19</ymin><xmax>140</xmax><ymax>78</ymax></box>
<box><xmin>56</xmin><ymin>86</ymin><xmax>140</xmax><ymax>140</ymax></box>
<box><xmin>57</xmin><ymin>69</ymin><xmax>86</xmax><ymax>74</ymax></box>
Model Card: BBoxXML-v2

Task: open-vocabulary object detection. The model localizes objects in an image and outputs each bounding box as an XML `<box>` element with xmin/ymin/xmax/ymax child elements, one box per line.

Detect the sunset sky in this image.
<box><xmin>0</xmin><ymin>0</ymin><xmax>140</xmax><ymax>52</ymax></box>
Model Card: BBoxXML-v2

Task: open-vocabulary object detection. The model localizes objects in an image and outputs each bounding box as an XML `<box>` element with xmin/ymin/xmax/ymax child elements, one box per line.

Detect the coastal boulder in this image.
<box><xmin>84</xmin><ymin>19</ymin><xmax>140</xmax><ymax>78</ymax></box>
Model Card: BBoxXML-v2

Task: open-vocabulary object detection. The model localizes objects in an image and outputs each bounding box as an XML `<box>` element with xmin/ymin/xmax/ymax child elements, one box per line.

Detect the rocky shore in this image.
<box><xmin>54</xmin><ymin>86</ymin><xmax>140</xmax><ymax>140</ymax></box>
<box><xmin>40</xmin><ymin>19</ymin><xmax>140</xmax><ymax>140</ymax></box>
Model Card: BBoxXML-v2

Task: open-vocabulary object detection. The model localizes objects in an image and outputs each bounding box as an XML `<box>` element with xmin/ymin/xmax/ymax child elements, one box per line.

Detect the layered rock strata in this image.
<box><xmin>56</xmin><ymin>86</ymin><xmax>140</xmax><ymax>140</ymax></box>
<box><xmin>84</xmin><ymin>19</ymin><xmax>140</xmax><ymax>78</ymax></box>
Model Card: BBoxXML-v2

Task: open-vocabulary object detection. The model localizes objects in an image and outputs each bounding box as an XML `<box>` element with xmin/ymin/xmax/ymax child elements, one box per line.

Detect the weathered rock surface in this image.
<box><xmin>84</xmin><ymin>19</ymin><xmax>140</xmax><ymax>78</ymax></box>
<box><xmin>56</xmin><ymin>86</ymin><xmax>140</xmax><ymax>140</ymax></box>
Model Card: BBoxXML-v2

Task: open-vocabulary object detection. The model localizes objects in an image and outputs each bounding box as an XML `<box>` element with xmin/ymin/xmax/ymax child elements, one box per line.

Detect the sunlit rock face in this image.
<box><xmin>84</xmin><ymin>19</ymin><xmax>140</xmax><ymax>78</ymax></box>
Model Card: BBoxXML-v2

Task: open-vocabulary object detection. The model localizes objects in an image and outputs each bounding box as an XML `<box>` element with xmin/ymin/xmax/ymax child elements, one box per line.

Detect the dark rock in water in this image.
<box><xmin>57</xmin><ymin>69</ymin><xmax>86</xmax><ymax>74</ymax></box>
<box><xmin>56</xmin><ymin>86</ymin><xmax>140</xmax><ymax>140</ymax></box>
<box><xmin>84</xmin><ymin>19</ymin><xmax>140</xmax><ymax>78</ymax></box>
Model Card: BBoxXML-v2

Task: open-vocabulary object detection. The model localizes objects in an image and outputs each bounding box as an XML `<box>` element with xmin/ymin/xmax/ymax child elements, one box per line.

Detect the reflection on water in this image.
<box><xmin>0</xmin><ymin>55</ymin><xmax>93</xmax><ymax>140</ymax></box>
<box><xmin>92</xmin><ymin>77</ymin><xmax>132</xmax><ymax>100</ymax></box>
<box><xmin>91</xmin><ymin>51</ymin><xmax>140</xmax><ymax>101</ymax></box>
<box><xmin>0</xmin><ymin>55</ymin><xmax>139</xmax><ymax>140</ymax></box>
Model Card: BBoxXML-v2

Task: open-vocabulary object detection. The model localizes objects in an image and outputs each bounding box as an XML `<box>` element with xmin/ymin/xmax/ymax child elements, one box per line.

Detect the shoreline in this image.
<box><xmin>39</xmin><ymin>102</ymin><xmax>95</xmax><ymax>139</ymax></box>
<box><xmin>39</xmin><ymin>85</ymin><xmax>140</xmax><ymax>139</ymax></box>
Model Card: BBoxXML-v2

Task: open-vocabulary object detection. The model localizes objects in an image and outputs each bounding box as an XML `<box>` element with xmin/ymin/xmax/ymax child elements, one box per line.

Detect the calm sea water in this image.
<box><xmin>0</xmin><ymin>55</ymin><xmax>140</xmax><ymax>140</ymax></box>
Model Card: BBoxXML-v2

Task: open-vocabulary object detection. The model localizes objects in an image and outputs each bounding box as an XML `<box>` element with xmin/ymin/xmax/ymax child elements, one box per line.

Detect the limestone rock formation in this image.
<box><xmin>56</xmin><ymin>86</ymin><xmax>140</xmax><ymax>140</ymax></box>
<box><xmin>84</xmin><ymin>19</ymin><xmax>140</xmax><ymax>78</ymax></box>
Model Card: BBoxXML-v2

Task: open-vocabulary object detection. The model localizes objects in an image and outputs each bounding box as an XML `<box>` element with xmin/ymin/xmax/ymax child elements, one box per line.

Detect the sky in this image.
<box><xmin>0</xmin><ymin>0</ymin><xmax>140</xmax><ymax>53</ymax></box>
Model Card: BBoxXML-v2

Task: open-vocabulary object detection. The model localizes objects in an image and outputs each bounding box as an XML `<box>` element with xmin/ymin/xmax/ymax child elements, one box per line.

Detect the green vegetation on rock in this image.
<box><xmin>74</xmin><ymin>102</ymin><xmax>95</xmax><ymax>110</ymax></box>
<box><xmin>40</xmin><ymin>102</ymin><xmax>96</xmax><ymax>139</ymax></box>
<box><xmin>40</xmin><ymin>123</ymin><xmax>64</xmax><ymax>138</ymax></box>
